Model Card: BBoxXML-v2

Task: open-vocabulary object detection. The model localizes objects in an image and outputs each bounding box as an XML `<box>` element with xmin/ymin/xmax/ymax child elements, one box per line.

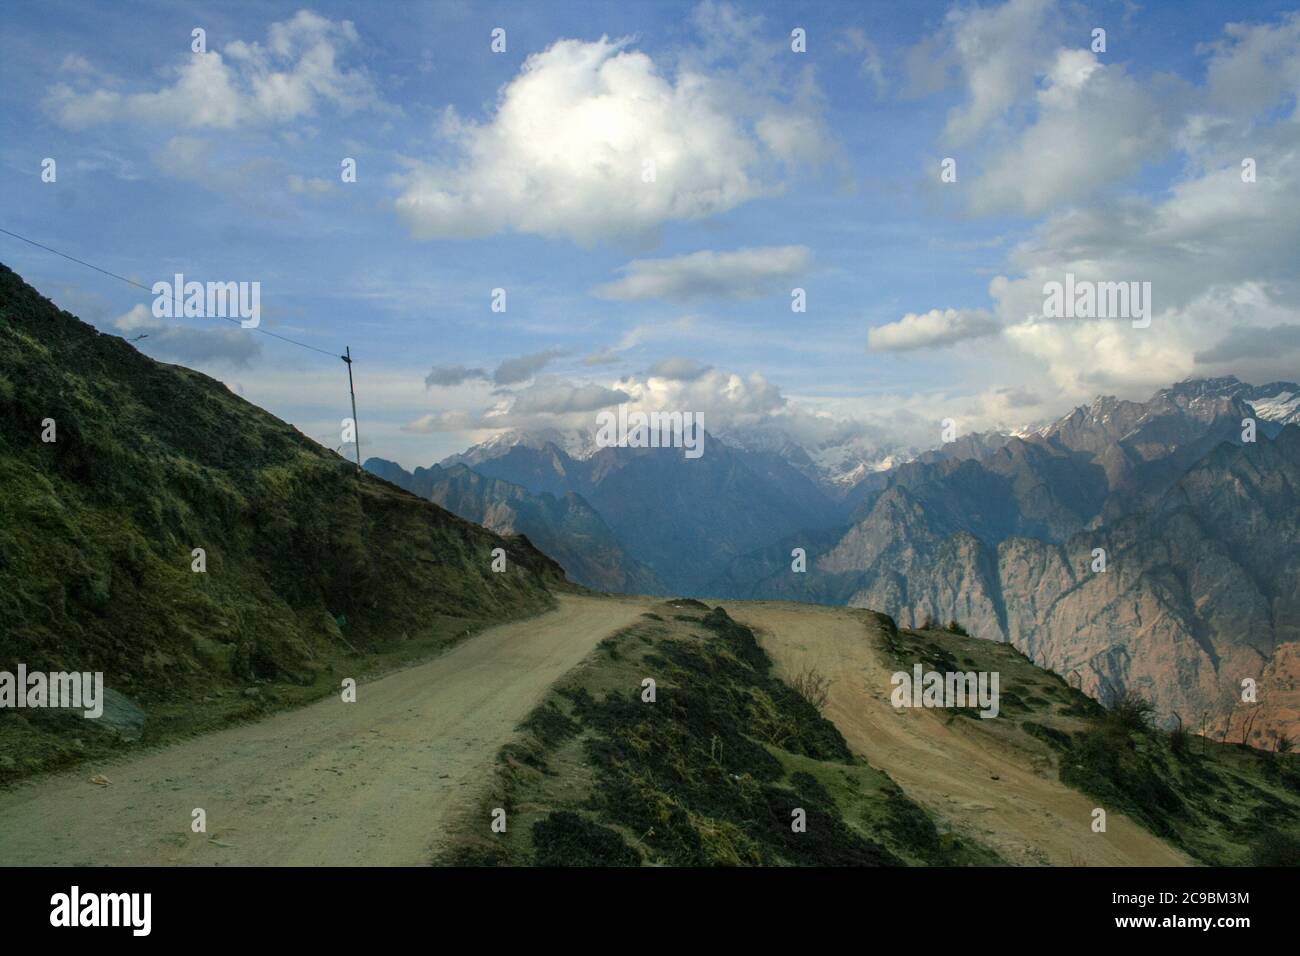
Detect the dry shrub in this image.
<box><xmin>790</xmin><ymin>665</ymin><xmax>832</xmax><ymax>713</ymax></box>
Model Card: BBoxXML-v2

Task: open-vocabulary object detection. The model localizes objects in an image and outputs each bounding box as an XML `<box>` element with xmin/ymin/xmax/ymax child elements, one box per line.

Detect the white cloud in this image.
<box><xmin>113</xmin><ymin>304</ymin><xmax>261</xmax><ymax>367</ymax></box>
<box><xmin>928</xmin><ymin>0</ymin><xmax>1059</xmax><ymax>145</ymax></box>
<box><xmin>647</xmin><ymin>357</ymin><xmax>713</xmax><ymax>381</ymax></box>
<box><xmin>1200</xmin><ymin>12</ymin><xmax>1300</xmax><ymax>120</ymax></box>
<box><xmin>593</xmin><ymin>246</ymin><xmax>810</xmax><ymax>301</ymax></box>
<box><xmin>395</xmin><ymin>31</ymin><xmax>834</xmax><ymax>244</ymax></box>
<box><xmin>839</xmin><ymin>28</ymin><xmax>887</xmax><ymax>98</ymax></box>
<box><xmin>900</xmin><ymin>7</ymin><xmax>1300</xmax><ymax>409</ymax></box>
<box><xmin>615</xmin><ymin>315</ymin><xmax>699</xmax><ymax>351</ymax></box>
<box><xmin>493</xmin><ymin>349</ymin><xmax>566</xmax><ymax>385</ymax></box>
<box><xmin>408</xmin><ymin>360</ymin><xmax>788</xmax><ymax>439</ymax></box>
<box><xmin>868</xmin><ymin>308</ymin><xmax>1000</xmax><ymax>352</ymax></box>
<box><xmin>497</xmin><ymin>381</ymin><xmax>630</xmax><ymax>417</ymax></box>
<box><xmin>968</xmin><ymin>50</ymin><xmax>1182</xmax><ymax>215</ymax></box>
<box><xmin>46</xmin><ymin>11</ymin><xmax>383</xmax><ymax>130</ymax></box>
<box><xmin>288</xmin><ymin>174</ymin><xmax>334</xmax><ymax>195</ymax></box>
<box><xmin>405</xmin><ymin>379</ymin><xmax>629</xmax><ymax>433</ymax></box>
<box><xmin>582</xmin><ymin>348</ymin><xmax>623</xmax><ymax>367</ymax></box>
<box><xmin>153</xmin><ymin>136</ymin><xmax>279</xmax><ymax>196</ymax></box>
<box><xmin>617</xmin><ymin>365</ymin><xmax>786</xmax><ymax>424</ymax></box>
<box><xmin>911</xmin><ymin>0</ymin><xmax>1182</xmax><ymax>216</ymax></box>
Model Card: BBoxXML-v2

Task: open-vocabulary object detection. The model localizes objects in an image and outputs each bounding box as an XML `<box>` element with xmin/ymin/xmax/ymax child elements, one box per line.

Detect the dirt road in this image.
<box><xmin>729</xmin><ymin>601</ymin><xmax>1190</xmax><ymax>866</ymax></box>
<box><xmin>0</xmin><ymin>593</ymin><xmax>649</xmax><ymax>866</ymax></box>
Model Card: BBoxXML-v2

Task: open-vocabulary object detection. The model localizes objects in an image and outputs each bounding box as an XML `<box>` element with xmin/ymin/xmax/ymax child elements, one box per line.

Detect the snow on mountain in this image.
<box><xmin>440</xmin><ymin>378</ymin><xmax>1298</xmax><ymax>485</ymax></box>
<box><xmin>1246</xmin><ymin>386</ymin><xmax>1300</xmax><ymax>425</ymax></box>
<box><xmin>441</xmin><ymin>427</ymin><xmax>597</xmax><ymax>467</ymax></box>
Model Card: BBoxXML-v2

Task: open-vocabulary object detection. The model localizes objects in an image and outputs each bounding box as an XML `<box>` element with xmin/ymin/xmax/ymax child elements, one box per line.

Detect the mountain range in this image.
<box><xmin>6</xmin><ymin>252</ymin><xmax>1293</xmax><ymax>756</ymax></box>
<box><xmin>2</xmin><ymin>262</ymin><xmax>1296</xmax><ymax>867</ymax></box>
<box><xmin>383</xmin><ymin>376</ymin><xmax>1300</xmax><ymax>745</ymax></box>
<box><xmin>363</xmin><ymin>459</ymin><xmax>662</xmax><ymax>594</ymax></box>
<box><xmin>374</xmin><ymin>431</ymin><xmax>844</xmax><ymax>594</ymax></box>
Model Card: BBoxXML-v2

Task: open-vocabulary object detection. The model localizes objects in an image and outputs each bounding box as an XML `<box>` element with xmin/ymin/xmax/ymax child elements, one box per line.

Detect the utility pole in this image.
<box><xmin>342</xmin><ymin>346</ymin><xmax>361</xmax><ymax>475</ymax></box>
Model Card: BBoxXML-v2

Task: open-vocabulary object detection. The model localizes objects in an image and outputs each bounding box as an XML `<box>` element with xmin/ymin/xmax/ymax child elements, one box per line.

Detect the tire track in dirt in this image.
<box><xmin>729</xmin><ymin>601</ymin><xmax>1191</xmax><ymax>866</ymax></box>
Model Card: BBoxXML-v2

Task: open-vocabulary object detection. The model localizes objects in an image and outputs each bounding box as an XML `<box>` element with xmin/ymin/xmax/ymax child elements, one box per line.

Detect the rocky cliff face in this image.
<box><xmin>811</xmin><ymin>427</ymin><xmax>1300</xmax><ymax>744</ymax></box>
<box><xmin>711</xmin><ymin>380</ymin><xmax>1300</xmax><ymax>746</ymax></box>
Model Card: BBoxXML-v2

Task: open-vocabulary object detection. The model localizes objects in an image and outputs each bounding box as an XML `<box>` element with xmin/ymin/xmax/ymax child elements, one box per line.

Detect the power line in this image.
<box><xmin>3</xmin><ymin>225</ymin><xmax>367</xmax><ymax>479</ymax></box>
<box><xmin>0</xmin><ymin>226</ymin><xmax>342</xmax><ymax>359</ymax></box>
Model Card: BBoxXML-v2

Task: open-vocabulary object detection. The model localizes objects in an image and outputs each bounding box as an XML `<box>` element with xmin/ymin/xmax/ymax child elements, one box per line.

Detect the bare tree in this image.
<box><xmin>1169</xmin><ymin>711</ymin><xmax>1191</xmax><ymax>755</ymax></box>
<box><xmin>1241</xmin><ymin>705</ymin><xmax>1262</xmax><ymax>747</ymax></box>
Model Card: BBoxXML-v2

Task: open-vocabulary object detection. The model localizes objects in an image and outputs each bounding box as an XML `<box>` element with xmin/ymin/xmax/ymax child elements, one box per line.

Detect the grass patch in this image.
<box><xmin>0</xmin><ymin>263</ymin><xmax>567</xmax><ymax>785</ymax></box>
<box><xmin>445</xmin><ymin>603</ymin><xmax>1002</xmax><ymax>866</ymax></box>
<box><xmin>877</xmin><ymin>621</ymin><xmax>1300</xmax><ymax>865</ymax></box>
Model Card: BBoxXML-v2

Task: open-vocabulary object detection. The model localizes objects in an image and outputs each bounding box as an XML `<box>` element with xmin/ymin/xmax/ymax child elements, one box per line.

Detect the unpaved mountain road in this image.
<box><xmin>0</xmin><ymin>594</ymin><xmax>650</xmax><ymax>866</ymax></box>
<box><xmin>729</xmin><ymin>602</ymin><xmax>1191</xmax><ymax>866</ymax></box>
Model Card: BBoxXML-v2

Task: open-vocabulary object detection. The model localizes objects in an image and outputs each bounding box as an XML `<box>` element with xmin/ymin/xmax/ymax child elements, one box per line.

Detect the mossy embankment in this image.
<box><xmin>445</xmin><ymin>602</ymin><xmax>1002</xmax><ymax>866</ymax></box>
<box><xmin>0</xmin><ymin>263</ymin><xmax>569</xmax><ymax>784</ymax></box>
<box><xmin>1044</xmin><ymin>698</ymin><xmax>1300</xmax><ymax>867</ymax></box>
<box><xmin>890</xmin><ymin>622</ymin><xmax>1300</xmax><ymax>866</ymax></box>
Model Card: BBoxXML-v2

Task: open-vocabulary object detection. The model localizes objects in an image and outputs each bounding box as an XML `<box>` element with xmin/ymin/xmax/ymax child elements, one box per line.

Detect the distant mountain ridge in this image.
<box><xmin>433</xmin><ymin>431</ymin><xmax>845</xmax><ymax>593</ymax></box>
<box><xmin>707</xmin><ymin>381</ymin><xmax>1300</xmax><ymax>745</ymax></box>
<box><xmin>364</xmin><ymin>457</ymin><xmax>662</xmax><ymax>594</ymax></box>
<box><xmin>421</xmin><ymin>375</ymin><xmax>1300</xmax><ymax>744</ymax></box>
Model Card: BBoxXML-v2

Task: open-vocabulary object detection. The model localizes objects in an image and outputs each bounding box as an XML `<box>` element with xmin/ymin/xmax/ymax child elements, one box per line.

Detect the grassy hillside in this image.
<box><xmin>452</xmin><ymin>597</ymin><xmax>1300</xmax><ymax>866</ymax></box>
<box><xmin>443</xmin><ymin>601</ymin><xmax>1002</xmax><ymax>866</ymax></box>
<box><xmin>886</xmin><ymin>622</ymin><xmax>1300</xmax><ymax>866</ymax></box>
<box><xmin>0</xmin><ymin>264</ymin><xmax>567</xmax><ymax>782</ymax></box>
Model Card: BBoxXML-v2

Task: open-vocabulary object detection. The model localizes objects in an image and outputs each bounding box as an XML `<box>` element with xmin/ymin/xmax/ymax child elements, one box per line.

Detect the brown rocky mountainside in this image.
<box><xmin>804</xmin><ymin>428</ymin><xmax>1299</xmax><ymax>745</ymax></box>
<box><xmin>710</xmin><ymin>382</ymin><xmax>1300</xmax><ymax>748</ymax></box>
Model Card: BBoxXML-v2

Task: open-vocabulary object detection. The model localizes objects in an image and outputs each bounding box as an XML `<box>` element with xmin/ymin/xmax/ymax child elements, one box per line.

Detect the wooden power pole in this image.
<box><xmin>342</xmin><ymin>346</ymin><xmax>361</xmax><ymax>475</ymax></box>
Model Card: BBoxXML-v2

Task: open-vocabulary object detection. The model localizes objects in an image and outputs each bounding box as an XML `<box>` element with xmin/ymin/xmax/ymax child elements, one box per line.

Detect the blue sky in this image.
<box><xmin>3</xmin><ymin>0</ymin><xmax>1298</xmax><ymax>469</ymax></box>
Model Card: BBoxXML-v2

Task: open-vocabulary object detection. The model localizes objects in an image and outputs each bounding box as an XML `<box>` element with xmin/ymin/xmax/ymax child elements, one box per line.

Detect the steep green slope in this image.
<box><xmin>0</xmin><ymin>264</ymin><xmax>566</xmax><ymax>780</ymax></box>
<box><xmin>886</xmin><ymin>622</ymin><xmax>1300</xmax><ymax>866</ymax></box>
<box><xmin>443</xmin><ymin>602</ymin><xmax>1002</xmax><ymax>866</ymax></box>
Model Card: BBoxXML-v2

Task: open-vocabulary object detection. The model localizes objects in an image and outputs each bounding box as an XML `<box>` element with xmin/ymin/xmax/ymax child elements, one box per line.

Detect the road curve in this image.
<box><xmin>0</xmin><ymin>593</ymin><xmax>650</xmax><ymax>866</ymax></box>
